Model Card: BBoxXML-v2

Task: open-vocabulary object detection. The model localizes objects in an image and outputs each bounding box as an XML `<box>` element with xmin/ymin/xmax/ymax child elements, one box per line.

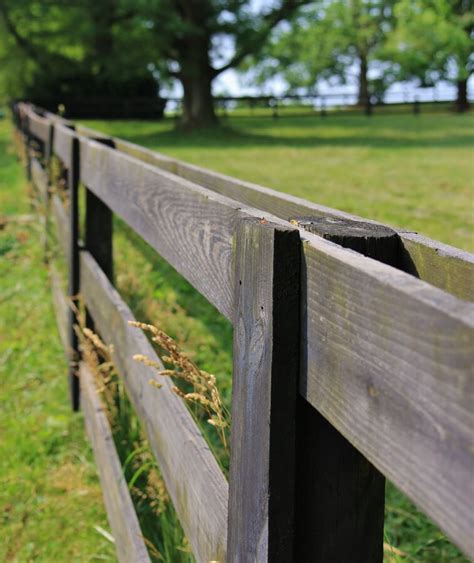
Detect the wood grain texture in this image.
<box><xmin>80</xmin><ymin>251</ymin><xmax>228</xmax><ymax>562</ymax></box>
<box><xmin>80</xmin><ymin>363</ymin><xmax>151</xmax><ymax>563</ymax></box>
<box><xmin>295</xmin><ymin>217</ymin><xmax>392</xmax><ymax>562</ymax></box>
<box><xmin>51</xmin><ymin>194</ymin><xmax>70</xmax><ymax>262</ymax></box>
<box><xmin>31</xmin><ymin>157</ymin><xmax>49</xmax><ymax>204</ymax></box>
<box><xmin>111</xmin><ymin>138</ymin><xmax>473</xmax><ymax>302</ymax></box>
<box><xmin>400</xmin><ymin>231</ymin><xmax>474</xmax><ymax>301</ymax></box>
<box><xmin>50</xmin><ymin>264</ymin><xmax>69</xmax><ymax>355</ymax></box>
<box><xmin>79</xmin><ymin>138</ymin><xmax>287</xmax><ymax>321</ymax></box>
<box><xmin>300</xmin><ymin>231</ymin><xmax>474</xmax><ymax>556</ymax></box>
<box><xmin>228</xmin><ymin>219</ymin><xmax>300</xmax><ymax>562</ymax></box>
<box><xmin>40</xmin><ymin>108</ymin><xmax>473</xmax><ymax>301</ymax></box>
<box><xmin>53</xmin><ymin>123</ymin><xmax>75</xmax><ymax>168</ymax></box>
<box><xmin>112</xmin><ymin>138</ymin><xmax>178</xmax><ymax>174</ymax></box>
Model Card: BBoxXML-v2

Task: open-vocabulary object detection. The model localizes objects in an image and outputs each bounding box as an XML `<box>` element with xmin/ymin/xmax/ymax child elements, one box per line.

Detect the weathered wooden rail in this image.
<box><xmin>13</xmin><ymin>102</ymin><xmax>474</xmax><ymax>561</ymax></box>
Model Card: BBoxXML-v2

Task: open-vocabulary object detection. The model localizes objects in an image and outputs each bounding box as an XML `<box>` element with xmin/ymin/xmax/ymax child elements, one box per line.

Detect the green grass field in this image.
<box><xmin>0</xmin><ymin>119</ymin><xmax>116</xmax><ymax>560</ymax></box>
<box><xmin>84</xmin><ymin>111</ymin><xmax>474</xmax><ymax>252</ymax></box>
<box><xmin>1</xmin><ymin>111</ymin><xmax>472</xmax><ymax>561</ymax></box>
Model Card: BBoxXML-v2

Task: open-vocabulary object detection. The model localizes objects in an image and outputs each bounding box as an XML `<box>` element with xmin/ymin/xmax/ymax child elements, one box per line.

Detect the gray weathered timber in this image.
<box><xmin>51</xmin><ymin>194</ymin><xmax>70</xmax><ymax>262</ymax></box>
<box><xmin>73</xmin><ymin>124</ymin><xmax>177</xmax><ymax>175</ymax></box>
<box><xmin>46</xmin><ymin>111</ymin><xmax>473</xmax><ymax>301</ymax></box>
<box><xmin>295</xmin><ymin>217</ymin><xmax>395</xmax><ymax>561</ymax></box>
<box><xmin>80</xmin><ymin>251</ymin><xmax>228</xmax><ymax>562</ymax></box>
<box><xmin>31</xmin><ymin>157</ymin><xmax>49</xmax><ymax>203</ymax></box>
<box><xmin>42</xmin><ymin>109</ymin><xmax>73</xmax><ymax>128</ymax></box>
<box><xmin>53</xmin><ymin>124</ymin><xmax>75</xmax><ymax>168</ymax></box>
<box><xmin>228</xmin><ymin>219</ymin><xmax>300</xmax><ymax>562</ymax></box>
<box><xmin>400</xmin><ymin>231</ymin><xmax>474</xmax><ymax>301</ymax></box>
<box><xmin>107</xmin><ymin>138</ymin><xmax>473</xmax><ymax>302</ymax></box>
<box><xmin>79</xmin><ymin>138</ymin><xmax>287</xmax><ymax>321</ymax></box>
<box><xmin>50</xmin><ymin>265</ymin><xmax>69</xmax><ymax>355</ymax></box>
<box><xmin>112</xmin><ymin>138</ymin><xmax>178</xmax><ymax>174</ymax></box>
<box><xmin>26</xmin><ymin>108</ymin><xmax>50</xmax><ymax>143</ymax></box>
<box><xmin>301</xmin><ymin>231</ymin><xmax>474</xmax><ymax>557</ymax></box>
<box><xmin>80</xmin><ymin>363</ymin><xmax>151</xmax><ymax>563</ymax></box>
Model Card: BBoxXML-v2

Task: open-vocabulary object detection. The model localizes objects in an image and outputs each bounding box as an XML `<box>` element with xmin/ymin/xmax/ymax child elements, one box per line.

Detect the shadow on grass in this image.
<box><xmin>107</xmin><ymin>113</ymin><xmax>473</xmax><ymax>152</ymax></box>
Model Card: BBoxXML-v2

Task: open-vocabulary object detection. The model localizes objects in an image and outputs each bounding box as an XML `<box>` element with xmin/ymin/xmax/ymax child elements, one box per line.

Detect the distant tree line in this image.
<box><xmin>246</xmin><ymin>0</ymin><xmax>472</xmax><ymax>111</ymax></box>
<box><xmin>0</xmin><ymin>0</ymin><xmax>471</xmax><ymax>129</ymax></box>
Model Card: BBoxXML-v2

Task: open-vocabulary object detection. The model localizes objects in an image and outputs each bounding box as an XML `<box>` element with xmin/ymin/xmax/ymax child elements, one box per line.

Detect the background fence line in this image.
<box><xmin>19</xmin><ymin>84</ymin><xmax>474</xmax><ymax>120</ymax></box>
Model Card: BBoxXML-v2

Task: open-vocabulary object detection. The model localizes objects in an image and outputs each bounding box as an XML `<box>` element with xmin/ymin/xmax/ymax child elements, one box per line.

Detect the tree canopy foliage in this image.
<box><xmin>386</xmin><ymin>0</ymin><xmax>473</xmax><ymax>109</ymax></box>
<box><xmin>0</xmin><ymin>0</ymin><xmax>159</xmax><ymax>102</ymax></box>
<box><xmin>245</xmin><ymin>0</ymin><xmax>471</xmax><ymax>109</ymax></box>
<box><xmin>0</xmin><ymin>0</ymin><xmax>471</xmax><ymax>127</ymax></box>
<box><xmin>245</xmin><ymin>1</ymin><xmax>397</xmax><ymax>105</ymax></box>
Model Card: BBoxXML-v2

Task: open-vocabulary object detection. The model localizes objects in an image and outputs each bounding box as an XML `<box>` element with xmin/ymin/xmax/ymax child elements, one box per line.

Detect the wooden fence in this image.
<box><xmin>12</xmin><ymin>102</ymin><xmax>474</xmax><ymax>562</ymax></box>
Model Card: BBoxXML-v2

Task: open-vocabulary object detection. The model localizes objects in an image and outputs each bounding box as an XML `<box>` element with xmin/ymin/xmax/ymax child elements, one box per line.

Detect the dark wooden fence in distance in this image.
<box><xmin>13</xmin><ymin>102</ymin><xmax>474</xmax><ymax>562</ymax></box>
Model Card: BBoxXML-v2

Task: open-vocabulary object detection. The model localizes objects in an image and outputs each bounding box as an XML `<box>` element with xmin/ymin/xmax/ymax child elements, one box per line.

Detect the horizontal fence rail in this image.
<box><xmin>80</xmin><ymin>363</ymin><xmax>152</xmax><ymax>563</ymax></box>
<box><xmin>66</xmin><ymin>119</ymin><xmax>474</xmax><ymax>303</ymax></box>
<box><xmin>80</xmin><ymin>251</ymin><xmax>228</xmax><ymax>561</ymax></box>
<box><xmin>14</xmin><ymin>103</ymin><xmax>474</xmax><ymax>561</ymax></box>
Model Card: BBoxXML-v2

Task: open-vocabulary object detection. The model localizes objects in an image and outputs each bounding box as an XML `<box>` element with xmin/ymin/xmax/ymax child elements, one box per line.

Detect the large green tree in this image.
<box><xmin>388</xmin><ymin>0</ymin><xmax>473</xmax><ymax>110</ymax></box>
<box><xmin>1</xmin><ymin>0</ymin><xmax>310</xmax><ymax>127</ymax></box>
<box><xmin>245</xmin><ymin>0</ymin><xmax>397</xmax><ymax>106</ymax></box>
<box><xmin>142</xmin><ymin>0</ymin><xmax>311</xmax><ymax>127</ymax></box>
<box><xmin>0</xmin><ymin>0</ymin><xmax>158</xmax><ymax>103</ymax></box>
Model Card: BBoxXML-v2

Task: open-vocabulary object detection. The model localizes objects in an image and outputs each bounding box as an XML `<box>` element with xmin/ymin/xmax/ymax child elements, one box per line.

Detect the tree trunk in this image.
<box><xmin>178</xmin><ymin>37</ymin><xmax>217</xmax><ymax>129</ymax></box>
<box><xmin>456</xmin><ymin>78</ymin><xmax>469</xmax><ymax>112</ymax></box>
<box><xmin>357</xmin><ymin>53</ymin><xmax>370</xmax><ymax>113</ymax></box>
<box><xmin>179</xmin><ymin>68</ymin><xmax>216</xmax><ymax>129</ymax></box>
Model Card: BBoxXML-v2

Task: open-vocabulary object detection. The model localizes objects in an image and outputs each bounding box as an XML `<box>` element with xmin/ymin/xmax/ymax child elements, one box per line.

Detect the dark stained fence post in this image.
<box><xmin>227</xmin><ymin>218</ymin><xmax>300</xmax><ymax>562</ymax></box>
<box><xmin>85</xmin><ymin>189</ymin><xmax>113</xmax><ymax>280</ymax></box>
<box><xmin>414</xmin><ymin>98</ymin><xmax>420</xmax><ymax>115</ymax></box>
<box><xmin>80</xmin><ymin>138</ymin><xmax>115</xmax><ymax>408</ymax></box>
<box><xmin>85</xmin><ymin>138</ymin><xmax>115</xmax><ymax>282</ymax></box>
<box><xmin>272</xmin><ymin>98</ymin><xmax>279</xmax><ymax>119</ymax></box>
<box><xmin>46</xmin><ymin>122</ymin><xmax>55</xmax><ymax>179</ymax></box>
<box><xmin>292</xmin><ymin>216</ymin><xmax>401</xmax><ymax>562</ymax></box>
<box><xmin>320</xmin><ymin>96</ymin><xmax>327</xmax><ymax>117</ymax></box>
<box><xmin>25</xmin><ymin>113</ymin><xmax>32</xmax><ymax>181</ymax></box>
<box><xmin>68</xmin><ymin>136</ymin><xmax>81</xmax><ymax>410</ymax></box>
<box><xmin>43</xmin><ymin>122</ymin><xmax>55</xmax><ymax>263</ymax></box>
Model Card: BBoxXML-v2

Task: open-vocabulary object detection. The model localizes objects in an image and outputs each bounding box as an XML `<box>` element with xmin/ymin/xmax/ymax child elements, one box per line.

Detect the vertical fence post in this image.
<box><xmin>320</xmin><ymin>96</ymin><xmax>327</xmax><ymax>117</ymax></box>
<box><xmin>414</xmin><ymin>97</ymin><xmax>420</xmax><ymax>115</ymax></box>
<box><xmin>227</xmin><ymin>218</ymin><xmax>300</xmax><ymax>562</ymax></box>
<box><xmin>43</xmin><ymin>122</ymin><xmax>55</xmax><ymax>263</ymax></box>
<box><xmin>292</xmin><ymin>216</ymin><xmax>401</xmax><ymax>562</ymax></box>
<box><xmin>24</xmin><ymin>113</ymin><xmax>32</xmax><ymax>181</ymax></box>
<box><xmin>366</xmin><ymin>96</ymin><xmax>373</xmax><ymax>116</ymax></box>
<box><xmin>46</xmin><ymin>122</ymin><xmax>55</xmax><ymax>180</ymax></box>
<box><xmin>68</xmin><ymin>136</ymin><xmax>81</xmax><ymax>411</ymax></box>
<box><xmin>85</xmin><ymin>138</ymin><xmax>115</xmax><ymax>282</ymax></box>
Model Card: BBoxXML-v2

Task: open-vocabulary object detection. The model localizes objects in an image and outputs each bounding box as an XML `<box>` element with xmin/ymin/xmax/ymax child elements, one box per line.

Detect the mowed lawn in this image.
<box><xmin>0</xmin><ymin>111</ymin><xmax>472</xmax><ymax>561</ymax></box>
<box><xmin>0</xmin><ymin>118</ymin><xmax>116</xmax><ymax>561</ymax></box>
<box><xmin>84</xmin><ymin>111</ymin><xmax>474</xmax><ymax>252</ymax></box>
